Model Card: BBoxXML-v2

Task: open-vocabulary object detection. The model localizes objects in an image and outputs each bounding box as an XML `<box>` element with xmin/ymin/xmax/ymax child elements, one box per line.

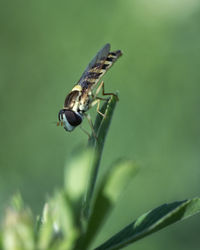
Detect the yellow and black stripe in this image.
<box><xmin>78</xmin><ymin>44</ymin><xmax>122</xmax><ymax>90</ymax></box>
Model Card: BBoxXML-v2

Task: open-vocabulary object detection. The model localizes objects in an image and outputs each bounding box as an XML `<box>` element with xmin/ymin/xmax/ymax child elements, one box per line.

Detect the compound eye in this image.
<box><xmin>64</xmin><ymin>110</ymin><xmax>82</xmax><ymax>126</ymax></box>
<box><xmin>58</xmin><ymin>109</ymin><xmax>65</xmax><ymax>121</ymax></box>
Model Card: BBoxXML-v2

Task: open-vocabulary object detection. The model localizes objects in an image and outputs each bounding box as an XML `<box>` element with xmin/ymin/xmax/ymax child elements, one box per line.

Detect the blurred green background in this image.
<box><xmin>0</xmin><ymin>0</ymin><xmax>200</xmax><ymax>249</ymax></box>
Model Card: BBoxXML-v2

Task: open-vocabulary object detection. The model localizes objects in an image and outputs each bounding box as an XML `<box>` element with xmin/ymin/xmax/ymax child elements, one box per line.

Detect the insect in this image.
<box><xmin>58</xmin><ymin>43</ymin><xmax>122</xmax><ymax>134</ymax></box>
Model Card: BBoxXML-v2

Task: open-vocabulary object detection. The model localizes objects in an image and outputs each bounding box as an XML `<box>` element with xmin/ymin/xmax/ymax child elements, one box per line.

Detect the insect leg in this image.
<box><xmin>94</xmin><ymin>81</ymin><xmax>104</xmax><ymax>98</ymax></box>
<box><xmin>83</xmin><ymin>113</ymin><xmax>97</xmax><ymax>139</ymax></box>
<box><xmin>90</xmin><ymin>99</ymin><xmax>105</xmax><ymax>118</ymax></box>
<box><xmin>90</xmin><ymin>80</ymin><xmax>118</xmax><ymax>118</ymax></box>
<box><xmin>94</xmin><ymin>81</ymin><xmax>119</xmax><ymax>101</ymax></box>
<box><xmin>80</xmin><ymin>125</ymin><xmax>91</xmax><ymax>138</ymax></box>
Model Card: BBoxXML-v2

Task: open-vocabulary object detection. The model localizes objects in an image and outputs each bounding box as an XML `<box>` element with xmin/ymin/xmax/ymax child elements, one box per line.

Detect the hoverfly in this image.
<box><xmin>58</xmin><ymin>43</ymin><xmax>122</xmax><ymax>134</ymax></box>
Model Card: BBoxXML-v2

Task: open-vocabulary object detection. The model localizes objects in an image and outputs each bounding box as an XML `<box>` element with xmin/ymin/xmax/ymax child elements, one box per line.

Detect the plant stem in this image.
<box><xmin>83</xmin><ymin>95</ymin><xmax>118</xmax><ymax>221</ymax></box>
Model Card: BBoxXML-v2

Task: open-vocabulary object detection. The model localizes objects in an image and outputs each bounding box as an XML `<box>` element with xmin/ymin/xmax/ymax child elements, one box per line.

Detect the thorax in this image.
<box><xmin>64</xmin><ymin>85</ymin><xmax>92</xmax><ymax>113</ymax></box>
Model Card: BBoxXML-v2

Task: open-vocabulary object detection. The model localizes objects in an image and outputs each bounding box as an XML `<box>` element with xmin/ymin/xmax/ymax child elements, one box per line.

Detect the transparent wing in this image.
<box><xmin>78</xmin><ymin>43</ymin><xmax>110</xmax><ymax>88</ymax></box>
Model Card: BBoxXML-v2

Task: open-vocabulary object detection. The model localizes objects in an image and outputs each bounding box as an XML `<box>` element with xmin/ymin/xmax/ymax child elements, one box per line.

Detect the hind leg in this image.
<box><xmin>94</xmin><ymin>81</ymin><xmax>119</xmax><ymax>100</ymax></box>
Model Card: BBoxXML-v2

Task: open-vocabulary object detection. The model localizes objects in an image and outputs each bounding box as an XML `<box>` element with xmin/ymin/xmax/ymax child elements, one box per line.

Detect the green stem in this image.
<box><xmin>83</xmin><ymin>95</ymin><xmax>118</xmax><ymax>221</ymax></box>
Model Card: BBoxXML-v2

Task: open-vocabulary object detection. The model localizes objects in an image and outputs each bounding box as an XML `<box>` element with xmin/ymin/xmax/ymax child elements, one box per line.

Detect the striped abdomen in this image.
<box><xmin>78</xmin><ymin>50</ymin><xmax>122</xmax><ymax>91</ymax></box>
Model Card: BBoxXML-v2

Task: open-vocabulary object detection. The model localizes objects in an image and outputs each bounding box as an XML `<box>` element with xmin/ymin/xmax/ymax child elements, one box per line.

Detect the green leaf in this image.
<box><xmin>50</xmin><ymin>192</ymin><xmax>79</xmax><ymax>240</ymax></box>
<box><xmin>64</xmin><ymin>147</ymin><xmax>95</xmax><ymax>210</ymax></box>
<box><xmin>95</xmin><ymin>198</ymin><xmax>200</xmax><ymax>250</ymax></box>
<box><xmin>3</xmin><ymin>203</ymin><xmax>35</xmax><ymax>250</ymax></box>
<box><xmin>38</xmin><ymin>192</ymin><xmax>80</xmax><ymax>250</ymax></box>
<box><xmin>37</xmin><ymin>203</ymin><xmax>54</xmax><ymax>250</ymax></box>
<box><xmin>10</xmin><ymin>193</ymin><xmax>24</xmax><ymax>212</ymax></box>
<box><xmin>88</xmin><ymin>97</ymin><xmax>109</xmax><ymax>148</ymax></box>
<box><xmin>102</xmin><ymin>159</ymin><xmax>139</xmax><ymax>203</ymax></box>
<box><xmin>83</xmin><ymin>95</ymin><xmax>118</xmax><ymax>221</ymax></box>
<box><xmin>82</xmin><ymin>159</ymin><xmax>139</xmax><ymax>249</ymax></box>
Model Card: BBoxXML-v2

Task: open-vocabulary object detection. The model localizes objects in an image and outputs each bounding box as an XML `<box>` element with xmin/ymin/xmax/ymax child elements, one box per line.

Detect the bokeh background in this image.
<box><xmin>0</xmin><ymin>0</ymin><xmax>200</xmax><ymax>249</ymax></box>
